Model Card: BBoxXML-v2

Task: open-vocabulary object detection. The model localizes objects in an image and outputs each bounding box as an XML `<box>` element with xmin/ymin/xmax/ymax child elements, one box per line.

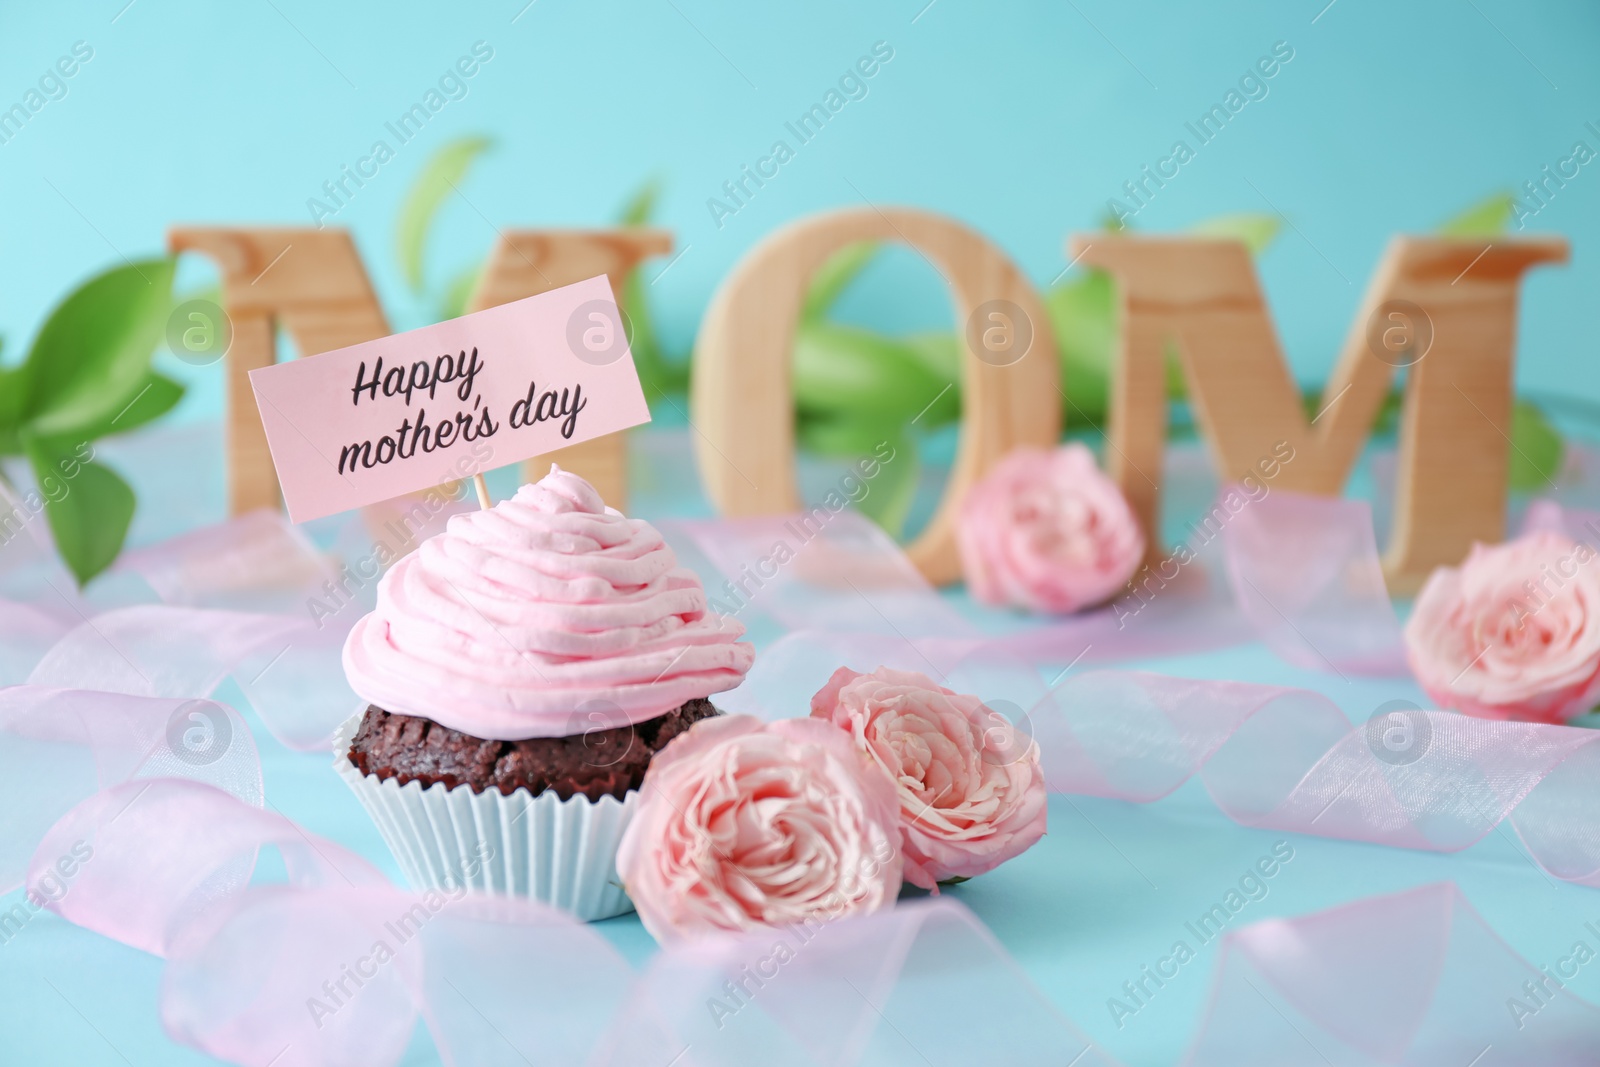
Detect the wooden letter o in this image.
<box><xmin>691</xmin><ymin>207</ymin><xmax>1060</xmax><ymax>584</ymax></box>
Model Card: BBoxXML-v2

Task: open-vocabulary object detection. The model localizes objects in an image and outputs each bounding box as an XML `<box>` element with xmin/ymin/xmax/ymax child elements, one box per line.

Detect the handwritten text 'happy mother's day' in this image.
<box><xmin>337</xmin><ymin>348</ymin><xmax>586</xmax><ymax>476</ymax></box>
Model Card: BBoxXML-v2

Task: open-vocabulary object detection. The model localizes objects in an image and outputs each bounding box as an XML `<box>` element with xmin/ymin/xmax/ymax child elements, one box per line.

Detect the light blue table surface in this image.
<box><xmin>3</xmin><ymin>422</ymin><xmax>1598</xmax><ymax>1067</ymax></box>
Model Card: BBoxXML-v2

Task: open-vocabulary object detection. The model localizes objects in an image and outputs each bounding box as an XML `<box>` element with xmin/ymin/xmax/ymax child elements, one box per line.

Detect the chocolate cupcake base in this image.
<box><xmin>333</xmin><ymin>700</ymin><xmax>719</xmax><ymax>921</ymax></box>
<box><xmin>347</xmin><ymin>699</ymin><xmax>719</xmax><ymax>802</ymax></box>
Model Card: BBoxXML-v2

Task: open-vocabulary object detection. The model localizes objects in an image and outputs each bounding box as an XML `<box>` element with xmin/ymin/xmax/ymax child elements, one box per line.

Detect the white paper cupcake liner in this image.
<box><xmin>332</xmin><ymin>714</ymin><xmax>636</xmax><ymax>921</ymax></box>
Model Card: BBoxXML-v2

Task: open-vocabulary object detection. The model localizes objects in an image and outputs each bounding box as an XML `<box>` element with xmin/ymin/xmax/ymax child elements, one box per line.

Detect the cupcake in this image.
<box><xmin>334</xmin><ymin>466</ymin><xmax>754</xmax><ymax>920</ymax></box>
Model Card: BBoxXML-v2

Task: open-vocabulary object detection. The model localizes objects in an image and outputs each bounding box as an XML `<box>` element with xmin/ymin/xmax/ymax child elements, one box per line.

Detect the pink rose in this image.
<box><xmin>957</xmin><ymin>443</ymin><xmax>1145</xmax><ymax>614</ymax></box>
<box><xmin>1404</xmin><ymin>531</ymin><xmax>1600</xmax><ymax>723</ymax></box>
<box><xmin>615</xmin><ymin>715</ymin><xmax>902</xmax><ymax>940</ymax></box>
<box><xmin>810</xmin><ymin>666</ymin><xmax>1047</xmax><ymax>890</ymax></box>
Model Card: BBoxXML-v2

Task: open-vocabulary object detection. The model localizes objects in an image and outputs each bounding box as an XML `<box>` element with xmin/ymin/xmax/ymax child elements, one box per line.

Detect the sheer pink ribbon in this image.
<box><xmin>21</xmin><ymin>772</ymin><xmax>1600</xmax><ymax>1065</ymax></box>
<box><xmin>28</xmin><ymin>776</ymin><xmax>1097</xmax><ymax>1067</ymax></box>
<box><xmin>1185</xmin><ymin>880</ymin><xmax>1600</xmax><ymax>1065</ymax></box>
<box><xmin>0</xmin><ymin>686</ymin><xmax>261</xmax><ymax>895</ymax></box>
<box><xmin>665</xmin><ymin>501</ymin><xmax>1600</xmax><ymax>884</ymax></box>
<box><xmin>660</xmin><ymin>485</ymin><xmax>1409</xmax><ymax>697</ymax></box>
<box><xmin>1039</xmin><ymin>671</ymin><xmax>1600</xmax><ymax>882</ymax></box>
<box><xmin>658</xmin><ymin>509</ymin><xmax>1244</xmax><ymax>730</ymax></box>
<box><xmin>2</xmin><ymin>509</ymin><xmax>366</xmax><ymax>750</ymax></box>
<box><xmin>6</xmin><ymin>468</ymin><xmax>1600</xmax><ymax>1062</ymax></box>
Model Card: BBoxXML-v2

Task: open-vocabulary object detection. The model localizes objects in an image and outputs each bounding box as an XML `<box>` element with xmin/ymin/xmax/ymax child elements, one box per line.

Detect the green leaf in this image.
<box><xmin>622</xmin><ymin>269</ymin><xmax>690</xmax><ymax>399</ymax></box>
<box><xmin>802</xmin><ymin>242</ymin><xmax>879</xmax><ymax>321</ymax></box>
<box><xmin>1045</xmin><ymin>271</ymin><xmax>1115</xmax><ymax>424</ymax></box>
<box><xmin>793</xmin><ymin>322</ymin><xmax>945</xmax><ymax>421</ymax></box>
<box><xmin>1509</xmin><ymin>399</ymin><xmax>1565</xmax><ymax>491</ymax></box>
<box><xmin>435</xmin><ymin>264</ymin><xmax>482</xmax><ymax>323</ymax></box>
<box><xmin>856</xmin><ymin>432</ymin><xmax>918</xmax><ymax>538</ymax></box>
<box><xmin>0</xmin><ymin>364</ymin><xmax>28</xmax><ymax>451</ymax></box>
<box><xmin>622</xmin><ymin>269</ymin><xmax>665</xmax><ymax>388</ymax></box>
<box><xmin>796</xmin><ymin>422</ymin><xmax>920</xmax><ymax>536</ymax></box>
<box><xmin>395</xmin><ymin>135</ymin><xmax>493</xmax><ymax>294</ymax></box>
<box><xmin>1437</xmin><ymin>192</ymin><xmax>1515</xmax><ymax>238</ymax></box>
<box><xmin>614</xmin><ymin>178</ymin><xmax>687</xmax><ymax>396</ymax></box>
<box><xmin>23</xmin><ymin>258</ymin><xmax>175</xmax><ymax>438</ymax></box>
<box><xmin>616</xmin><ymin>177</ymin><xmax>662</xmax><ymax>227</ymax></box>
<box><xmin>1299</xmin><ymin>385</ymin><xmax>1404</xmax><ymax>434</ymax></box>
<box><xmin>64</xmin><ymin>371</ymin><xmax>185</xmax><ymax>442</ymax></box>
<box><xmin>1164</xmin><ymin>341</ymin><xmax>1187</xmax><ymax>402</ymax></box>
<box><xmin>610</xmin><ymin>178</ymin><xmax>690</xmax><ymax>399</ymax></box>
<box><xmin>901</xmin><ymin>332</ymin><xmax>961</xmax><ymax>427</ymax></box>
<box><xmin>902</xmin><ymin>330</ymin><xmax>960</xmax><ymax>386</ymax></box>
<box><xmin>1097</xmin><ymin>207</ymin><xmax>1130</xmax><ymax>233</ymax></box>
<box><xmin>1374</xmin><ymin>389</ymin><xmax>1403</xmax><ymax>434</ymax></box>
<box><xmin>23</xmin><ymin>436</ymin><xmax>134</xmax><ymax>586</ymax></box>
<box><xmin>797</xmin><ymin>414</ymin><xmax>893</xmax><ymax>456</ymax></box>
<box><xmin>1189</xmin><ymin>213</ymin><xmax>1281</xmax><ymax>255</ymax></box>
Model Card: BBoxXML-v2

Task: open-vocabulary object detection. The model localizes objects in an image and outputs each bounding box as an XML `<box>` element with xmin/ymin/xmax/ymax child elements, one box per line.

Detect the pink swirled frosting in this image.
<box><xmin>342</xmin><ymin>467</ymin><xmax>754</xmax><ymax>739</ymax></box>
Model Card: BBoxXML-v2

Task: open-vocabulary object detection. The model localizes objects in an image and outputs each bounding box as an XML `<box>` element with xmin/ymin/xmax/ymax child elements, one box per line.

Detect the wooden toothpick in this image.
<box><xmin>472</xmin><ymin>473</ymin><xmax>491</xmax><ymax>510</ymax></box>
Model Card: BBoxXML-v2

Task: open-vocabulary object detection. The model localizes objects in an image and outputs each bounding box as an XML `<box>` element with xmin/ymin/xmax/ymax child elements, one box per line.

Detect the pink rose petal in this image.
<box><xmin>957</xmin><ymin>443</ymin><xmax>1145</xmax><ymax>614</ymax></box>
<box><xmin>615</xmin><ymin>715</ymin><xmax>903</xmax><ymax>940</ymax></box>
<box><xmin>810</xmin><ymin>666</ymin><xmax>1047</xmax><ymax>890</ymax></box>
<box><xmin>1404</xmin><ymin>531</ymin><xmax>1600</xmax><ymax>723</ymax></box>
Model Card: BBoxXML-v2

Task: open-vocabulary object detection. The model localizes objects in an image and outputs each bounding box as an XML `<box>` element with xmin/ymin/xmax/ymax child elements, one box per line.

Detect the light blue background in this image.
<box><xmin>3</xmin><ymin>3</ymin><xmax>1600</xmax><ymax>1064</ymax></box>
<box><xmin>1</xmin><ymin>0</ymin><xmax>1597</xmax><ymax>421</ymax></box>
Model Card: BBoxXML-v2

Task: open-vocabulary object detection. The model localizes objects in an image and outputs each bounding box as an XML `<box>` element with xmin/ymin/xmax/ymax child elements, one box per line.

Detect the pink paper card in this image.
<box><xmin>248</xmin><ymin>276</ymin><xmax>650</xmax><ymax>522</ymax></box>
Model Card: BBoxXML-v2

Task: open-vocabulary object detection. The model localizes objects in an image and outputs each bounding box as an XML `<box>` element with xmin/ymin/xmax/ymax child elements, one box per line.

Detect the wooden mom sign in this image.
<box><xmin>689</xmin><ymin>207</ymin><xmax>1564</xmax><ymax>590</ymax></box>
<box><xmin>170</xmin><ymin>225</ymin><xmax>669</xmax><ymax>515</ymax></box>
<box><xmin>692</xmin><ymin>207</ymin><xmax>1061</xmax><ymax>585</ymax></box>
<box><xmin>1076</xmin><ymin>234</ymin><xmax>1567</xmax><ymax>592</ymax></box>
<box><xmin>186</xmin><ymin>210</ymin><xmax>1567</xmax><ymax>594</ymax></box>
